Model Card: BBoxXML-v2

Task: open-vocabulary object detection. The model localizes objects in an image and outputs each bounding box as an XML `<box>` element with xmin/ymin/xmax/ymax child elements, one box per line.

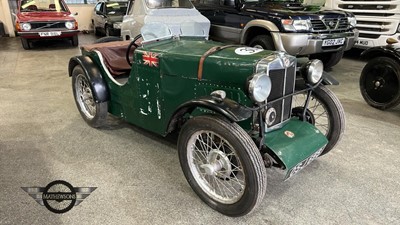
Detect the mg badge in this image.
<box><xmin>265</xmin><ymin>107</ymin><xmax>277</xmax><ymax>126</ymax></box>
<box><xmin>284</xmin><ymin>130</ymin><xmax>295</xmax><ymax>138</ymax></box>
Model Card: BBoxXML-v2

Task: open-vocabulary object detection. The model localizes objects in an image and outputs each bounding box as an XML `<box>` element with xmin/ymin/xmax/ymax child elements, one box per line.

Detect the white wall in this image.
<box><xmin>0</xmin><ymin>0</ymin><xmax>15</xmax><ymax>37</ymax></box>
<box><xmin>68</xmin><ymin>4</ymin><xmax>94</xmax><ymax>31</ymax></box>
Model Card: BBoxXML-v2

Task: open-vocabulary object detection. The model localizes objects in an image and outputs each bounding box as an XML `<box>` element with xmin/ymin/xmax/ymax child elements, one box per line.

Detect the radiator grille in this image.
<box><xmin>310</xmin><ymin>18</ymin><xmax>350</xmax><ymax>33</ymax></box>
<box><xmin>30</xmin><ymin>21</ymin><xmax>68</xmax><ymax>30</ymax></box>
<box><xmin>266</xmin><ymin>65</ymin><xmax>295</xmax><ymax>129</ymax></box>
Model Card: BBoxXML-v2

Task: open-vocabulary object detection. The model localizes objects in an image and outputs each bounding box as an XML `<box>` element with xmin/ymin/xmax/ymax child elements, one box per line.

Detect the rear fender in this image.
<box><xmin>361</xmin><ymin>46</ymin><xmax>400</xmax><ymax>61</ymax></box>
<box><xmin>167</xmin><ymin>96</ymin><xmax>252</xmax><ymax>133</ymax></box>
<box><xmin>68</xmin><ymin>55</ymin><xmax>109</xmax><ymax>103</ymax></box>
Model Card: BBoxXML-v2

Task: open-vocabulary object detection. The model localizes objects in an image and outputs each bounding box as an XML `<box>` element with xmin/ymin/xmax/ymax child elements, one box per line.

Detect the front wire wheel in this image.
<box><xmin>178</xmin><ymin>115</ymin><xmax>267</xmax><ymax>217</ymax></box>
<box><xmin>292</xmin><ymin>85</ymin><xmax>345</xmax><ymax>155</ymax></box>
<box><xmin>72</xmin><ymin>65</ymin><xmax>108</xmax><ymax>127</ymax></box>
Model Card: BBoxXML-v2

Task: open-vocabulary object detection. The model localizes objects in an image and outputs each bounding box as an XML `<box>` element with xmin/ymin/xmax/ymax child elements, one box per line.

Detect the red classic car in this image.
<box><xmin>15</xmin><ymin>0</ymin><xmax>79</xmax><ymax>49</ymax></box>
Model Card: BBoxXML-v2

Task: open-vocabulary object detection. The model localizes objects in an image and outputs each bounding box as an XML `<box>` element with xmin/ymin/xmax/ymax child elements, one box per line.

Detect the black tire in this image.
<box><xmin>178</xmin><ymin>115</ymin><xmax>267</xmax><ymax>217</ymax></box>
<box><xmin>292</xmin><ymin>85</ymin><xmax>345</xmax><ymax>156</ymax></box>
<box><xmin>71</xmin><ymin>35</ymin><xmax>79</xmax><ymax>47</ymax></box>
<box><xmin>105</xmin><ymin>25</ymin><xmax>113</xmax><ymax>36</ymax></box>
<box><xmin>310</xmin><ymin>50</ymin><xmax>344</xmax><ymax>69</ymax></box>
<box><xmin>249</xmin><ymin>35</ymin><xmax>275</xmax><ymax>50</ymax></box>
<box><xmin>72</xmin><ymin>65</ymin><xmax>108</xmax><ymax>128</ymax></box>
<box><xmin>94</xmin><ymin>36</ymin><xmax>122</xmax><ymax>44</ymax></box>
<box><xmin>21</xmin><ymin>38</ymin><xmax>30</xmax><ymax>50</ymax></box>
<box><xmin>93</xmin><ymin>21</ymin><xmax>100</xmax><ymax>36</ymax></box>
<box><xmin>360</xmin><ymin>56</ymin><xmax>400</xmax><ymax>110</ymax></box>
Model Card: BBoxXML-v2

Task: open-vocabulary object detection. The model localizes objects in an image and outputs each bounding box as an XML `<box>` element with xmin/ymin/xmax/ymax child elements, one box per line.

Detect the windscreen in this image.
<box><xmin>145</xmin><ymin>0</ymin><xmax>193</xmax><ymax>9</ymax></box>
<box><xmin>20</xmin><ymin>0</ymin><xmax>67</xmax><ymax>12</ymax></box>
<box><xmin>105</xmin><ymin>2</ymin><xmax>128</xmax><ymax>15</ymax></box>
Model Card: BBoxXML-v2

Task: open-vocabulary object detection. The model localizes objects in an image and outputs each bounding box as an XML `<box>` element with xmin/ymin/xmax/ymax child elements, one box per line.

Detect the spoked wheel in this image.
<box><xmin>72</xmin><ymin>65</ymin><xmax>108</xmax><ymax>127</ymax></box>
<box><xmin>291</xmin><ymin>85</ymin><xmax>345</xmax><ymax>156</ymax></box>
<box><xmin>360</xmin><ymin>56</ymin><xmax>400</xmax><ymax>110</ymax></box>
<box><xmin>178</xmin><ymin>115</ymin><xmax>266</xmax><ymax>217</ymax></box>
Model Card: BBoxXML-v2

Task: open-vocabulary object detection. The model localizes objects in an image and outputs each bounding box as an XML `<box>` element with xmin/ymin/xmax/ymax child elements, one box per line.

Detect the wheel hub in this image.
<box><xmin>291</xmin><ymin>107</ymin><xmax>316</xmax><ymax>125</ymax></box>
<box><xmin>373</xmin><ymin>77</ymin><xmax>385</xmax><ymax>89</ymax></box>
<box><xmin>200</xmin><ymin>149</ymin><xmax>232</xmax><ymax>178</ymax></box>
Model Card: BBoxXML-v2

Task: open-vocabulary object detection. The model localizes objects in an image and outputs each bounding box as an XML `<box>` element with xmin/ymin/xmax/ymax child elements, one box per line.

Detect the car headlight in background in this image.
<box><xmin>300</xmin><ymin>59</ymin><xmax>324</xmax><ymax>84</ymax></box>
<box><xmin>21</xmin><ymin>23</ymin><xmax>31</xmax><ymax>31</ymax></box>
<box><xmin>65</xmin><ymin>21</ymin><xmax>74</xmax><ymax>29</ymax></box>
<box><xmin>281</xmin><ymin>19</ymin><xmax>311</xmax><ymax>31</ymax></box>
<box><xmin>348</xmin><ymin>17</ymin><xmax>357</xmax><ymax>28</ymax></box>
<box><xmin>113</xmin><ymin>22</ymin><xmax>122</xmax><ymax>29</ymax></box>
<box><xmin>247</xmin><ymin>73</ymin><xmax>272</xmax><ymax>103</ymax></box>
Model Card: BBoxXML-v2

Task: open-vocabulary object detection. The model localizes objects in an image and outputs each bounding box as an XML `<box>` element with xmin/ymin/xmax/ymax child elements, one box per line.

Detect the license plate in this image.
<box><xmin>355</xmin><ymin>40</ymin><xmax>369</xmax><ymax>46</ymax></box>
<box><xmin>39</xmin><ymin>31</ymin><xmax>61</xmax><ymax>37</ymax></box>
<box><xmin>285</xmin><ymin>146</ymin><xmax>325</xmax><ymax>180</ymax></box>
<box><xmin>322</xmin><ymin>38</ymin><xmax>345</xmax><ymax>47</ymax></box>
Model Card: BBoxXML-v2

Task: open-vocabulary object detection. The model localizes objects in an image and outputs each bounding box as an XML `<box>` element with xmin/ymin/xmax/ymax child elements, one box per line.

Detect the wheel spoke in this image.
<box><xmin>188</xmin><ymin>130</ymin><xmax>245</xmax><ymax>204</ymax></box>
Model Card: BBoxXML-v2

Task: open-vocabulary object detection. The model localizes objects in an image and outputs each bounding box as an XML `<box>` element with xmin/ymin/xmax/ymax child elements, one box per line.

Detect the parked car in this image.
<box><xmin>120</xmin><ymin>0</ymin><xmax>210</xmax><ymax>41</ymax></box>
<box><xmin>192</xmin><ymin>0</ymin><xmax>359</xmax><ymax>69</ymax></box>
<box><xmin>15</xmin><ymin>0</ymin><xmax>79</xmax><ymax>49</ymax></box>
<box><xmin>359</xmin><ymin>38</ymin><xmax>400</xmax><ymax>110</ymax></box>
<box><xmin>92</xmin><ymin>0</ymin><xmax>128</xmax><ymax>37</ymax></box>
<box><xmin>68</xmin><ymin>20</ymin><xmax>345</xmax><ymax>216</ymax></box>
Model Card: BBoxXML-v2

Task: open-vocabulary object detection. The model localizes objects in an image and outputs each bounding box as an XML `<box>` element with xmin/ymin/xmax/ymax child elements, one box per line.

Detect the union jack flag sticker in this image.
<box><xmin>142</xmin><ymin>51</ymin><xmax>159</xmax><ymax>67</ymax></box>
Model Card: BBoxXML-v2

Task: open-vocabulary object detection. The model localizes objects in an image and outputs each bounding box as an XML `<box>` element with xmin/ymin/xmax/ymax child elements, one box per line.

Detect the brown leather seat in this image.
<box><xmin>81</xmin><ymin>40</ymin><xmax>135</xmax><ymax>76</ymax></box>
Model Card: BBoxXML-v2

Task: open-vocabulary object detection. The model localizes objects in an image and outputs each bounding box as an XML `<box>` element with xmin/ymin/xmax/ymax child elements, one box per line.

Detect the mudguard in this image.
<box><xmin>361</xmin><ymin>46</ymin><xmax>400</xmax><ymax>61</ymax></box>
<box><xmin>167</xmin><ymin>96</ymin><xmax>252</xmax><ymax>132</ymax></box>
<box><xmin>264</xmin><ymin>118</ymin><xmax>328</xmax><ymax>179</ymax></box>
<box><xmin>68</xmin><ymin>55</ymin><xmax>109</xmax><ymax>103</ymax></box>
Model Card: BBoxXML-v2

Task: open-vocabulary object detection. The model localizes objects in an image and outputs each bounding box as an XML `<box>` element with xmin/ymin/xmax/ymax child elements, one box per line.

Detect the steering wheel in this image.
<box><xmin>126</xmin><ymin>34</ymin><xmax>142</xmax><ymax>66</ymax></box>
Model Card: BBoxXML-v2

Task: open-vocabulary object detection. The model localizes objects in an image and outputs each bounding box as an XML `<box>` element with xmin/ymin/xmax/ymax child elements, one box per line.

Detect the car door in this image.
<box><xmin>94</xmin><ymin>2</ymin><xmax>105</xmax><ymax>31</ymax></box>
<box><xmin>196</xmin><ymin>0</ymin><xmax>243</xmax><ymax>43</ymax></box>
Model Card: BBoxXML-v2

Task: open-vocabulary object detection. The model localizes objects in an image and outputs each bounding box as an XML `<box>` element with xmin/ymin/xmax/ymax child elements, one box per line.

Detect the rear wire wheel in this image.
<box><xmin>292</xmin><ymin>85</ymin><xmax>345</xmax><ymax>155</ymax></box>
<box><xmin>178</xmin><ymin>115</ymin><xmax>267</xmax><ymax>217</ymax></box>
<box><xmin>72</xmin><ymin>65</ymin><xmax>108</xmax><ymax>127</ymax></box>
<box><xmin>360</xmin><ymin>56</ymin><xmax>400</xmax><ymax>110</ymax></box>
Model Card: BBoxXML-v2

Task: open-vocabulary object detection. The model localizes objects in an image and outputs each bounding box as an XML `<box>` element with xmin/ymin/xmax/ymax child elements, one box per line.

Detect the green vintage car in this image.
<box><xmin>68</xmin><ymin>22</ymin><xmax>345</xmax><ymax>216</ymax></box>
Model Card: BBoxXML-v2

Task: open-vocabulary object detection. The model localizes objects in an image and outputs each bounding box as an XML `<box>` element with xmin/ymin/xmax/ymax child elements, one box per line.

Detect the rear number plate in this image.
<box><xmin>285</xmin><ymin>146</ymin><xmax>325</xmax><ymax>180</ymax></box>
<box><xmin>322</xmin><ymin>38</ymin><xmax>345</xmax><ymax>46</ymax></box>
<box><xmin>39</xmin><ymin>31</ymin><xmax>61</xmax><ymax>37</ymax></box>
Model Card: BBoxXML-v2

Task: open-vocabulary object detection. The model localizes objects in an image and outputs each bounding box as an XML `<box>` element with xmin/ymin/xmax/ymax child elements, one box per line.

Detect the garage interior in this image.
<box><xmin>1</xmin><ymin>1</ymin><xmax>400</xmax><ymax>224</ymax></box>
<box><xmin>1</xmin><ymin>34</ymin><xmax>399</xmax><ymax>225</ymax></box>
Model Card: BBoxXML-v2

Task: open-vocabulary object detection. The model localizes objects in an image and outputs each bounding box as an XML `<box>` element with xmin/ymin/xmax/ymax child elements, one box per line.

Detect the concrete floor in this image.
<box><xmin>0</xmin><ymin>34</ymin><xmax>399</xmax><ymax>225</ymax></box>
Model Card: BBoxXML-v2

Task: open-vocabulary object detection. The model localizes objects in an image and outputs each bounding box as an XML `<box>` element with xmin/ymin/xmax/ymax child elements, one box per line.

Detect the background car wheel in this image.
<box><xmin>94</xmin><ymin>36</ymin><xmax>122</xmax><ymax>43</ymax></box>
<box><xmin>72</xmin><ymin>65</ymin><xmax>108</xmax><ymax>128</ymax></box>
<box><xmin>249</xmin><ymin>35</ymin><xmax>275</xmax><ymax>50</ymax></box>
<box><xmin>310</xmin><ymin>50</ymin><xmax>344</xmax><ymax>69</ymax></box>
<box><xmin>71</xmin><ymin>35</ymin><xmax>79</xmax><ymax>47</ymax></box>
<box><xmin>291</xmin><ymin>85</ymin><xmax>345</xmax><ymax>156</ymax></box>
<box><xmin>360</xmin><ymin>56</ymin><xmax>400</xmax><ymax>110</ymax></box>
<box><xmin>93</xmin><ymin>22</ymin><xmax>100</xmax><ymax>36</ymax></box>
<box><xmin>178</xmin><ymin>115</ymin><xmax>267</xmax><ymax>217</ymax></box>
<box><xmin>21</xmin><ymin>38</ymin><xmax>30</xmax><ymax>50</ymax></box>
<box><xmin>105</xmin><ymin>25</ymin><xmax>113</xmax><ymax>36</ymax></box>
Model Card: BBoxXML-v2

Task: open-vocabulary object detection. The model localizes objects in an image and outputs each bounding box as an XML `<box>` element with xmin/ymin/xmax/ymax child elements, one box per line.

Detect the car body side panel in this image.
<box><xmin>100</xmin><ymin>39</ymin><xmax>275</xmax><ymax>135</ymax></box>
